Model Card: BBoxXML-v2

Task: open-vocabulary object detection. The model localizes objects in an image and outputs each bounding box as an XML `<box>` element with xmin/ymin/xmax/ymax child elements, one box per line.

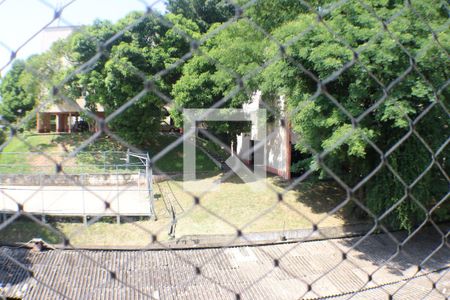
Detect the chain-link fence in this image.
<box><xmin>0</xmin><ymin>0</ymin><xmax>448</xmax><ymax>299</ymax></box>
<box><xmin>0</xmin><ymin>151</ymin><xmax>146</xmax><ymax>173</ymax></box>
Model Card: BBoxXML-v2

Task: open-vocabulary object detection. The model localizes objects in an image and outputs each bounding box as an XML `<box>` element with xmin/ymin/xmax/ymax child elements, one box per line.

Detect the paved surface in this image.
<box><xmin>0</xmin><ymin>226</ymin><xmax>448</xmax><ymax>299</ymax></box>
<box><xmin>0</xmin><ymin>185</ymin><xmax>151</xmax><ymax>216</ymax></box>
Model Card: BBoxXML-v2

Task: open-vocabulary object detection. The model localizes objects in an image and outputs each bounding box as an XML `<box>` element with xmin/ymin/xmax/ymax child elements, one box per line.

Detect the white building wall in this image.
<box><xmin>243</xmin><ymin>91</ymin><xmax>262</xmax><ymax>141</ymax></box>
<box><xmin>266</xmin><ymin>122</ymin><xmax>287</xmax><ymax>176</ymax></box>
<box><xmin>238</xmin><ymin>91</ymin><xmax>291</xmax><ymax>179</ymax></box>
<box><xmin>236</xmin><ymin>133</ymin><xmax>252</xmax><ymax>163</ymax></box>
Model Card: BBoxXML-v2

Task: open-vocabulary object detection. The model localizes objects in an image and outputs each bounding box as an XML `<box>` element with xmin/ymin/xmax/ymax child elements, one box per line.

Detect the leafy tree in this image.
<box><xmin>0</xmin><ymin>34</ymin><xmax>75</xmax><ymax>129</ymax></box>
<box><xmin>169</xmin><ymin>0</ymin><xmax>326</xmax><ymax>137</ymax></box>
<box><xmin>171</xmin><ymin>20</ymin><xmax>269</xmax><ymax>140</ymax></box>
<box><xmin>261</xmin><ymin>0</ymin><xmax>449</xmax><ymax>229</ymax></box>
<box><xmin>1</xmin><ymin>0</ymin><xmax>445</xmax><ymax>229</ymax></box>
<box><xmin>65</xmin><ymin>20</ymin><xmax>116</xmax><ymax>106</ymax></box>
<box><xmin>241</xmin><ymin>0</ymin><xmax>313</xmax><ymax>32</ymax></box>
<box><xmin>67</xmin><ymin>12</ymin><xmax>201</xmax><ymax>144</ymax></box>
<box><xmin>167</xmin><ymin>0</ymin><xmax>234</xmax><ymax>31</ymax></box>
<box><xmin>0</xmin><ymin>119</ymin><xmax>6</xmax><ymax>146</ymax></box>
<box><xmin>0</xmin><ymin>60</ymin><xmax>37</xmax><ymax>123</ymax></box>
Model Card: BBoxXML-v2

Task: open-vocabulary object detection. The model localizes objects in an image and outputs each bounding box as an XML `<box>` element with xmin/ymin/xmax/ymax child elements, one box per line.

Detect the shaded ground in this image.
<box><xmin>0</xmin><ymin>225</ymin><xmax>448</xmax><ymax>299</ymax></box>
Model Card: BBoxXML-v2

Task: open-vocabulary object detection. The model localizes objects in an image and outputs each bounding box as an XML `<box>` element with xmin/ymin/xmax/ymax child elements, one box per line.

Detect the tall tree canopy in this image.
<box><xmin>67</xmin><ymin>12</ymin><xmax>200</xmax><ymax>144</ymax></box>
<box><xmin>0</xmin><ymin>60</ymin><xmax>37</xmax><ymax>123</ymax></box>
<box><xmin>0</xmin><ymin>36</ymin><xmax>72</xmax><ymax>128</ymax></box>
<box><xmin>260</xmin><ymin>0</ymin><xmax>449</xmax><ymax>229</ymax></box>
<box><xmin>166</xmin><ymin>0</ymin><xmax>234</xmax><ymax>31</ymax></box>
<box><xmin>241</xmin><ymin>0</ymin><xmax>313</xmax><ymax>31</ymax></box>
<box><xmin>171</xmin><ymin>19</ymin><xmax>270</xmax><ymax>138</ymax></box>
<box><xmin>0</xmin><ymin>0</ymin><xmax>447</xmax><ymax>229</ymax></box>
<box><xmin>172</xmin><ymin>0</ymin><xmax>449</xmax><ymax>229</ymax></box>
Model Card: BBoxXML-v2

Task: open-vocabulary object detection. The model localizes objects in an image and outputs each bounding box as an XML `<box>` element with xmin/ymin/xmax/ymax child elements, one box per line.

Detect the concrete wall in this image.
<box><xmin>266</xmin><ymin>121</ymin><xmax>289</xmax><ymax>178</ymax></box>
<box><xmin>0</xmin><ymin>173</ymin><xmax>172</xmax><ymax>186</ymax></box>
<box><xmin>236</xmin><ymin>133</ymin><xmax>252</xmax><ymax>164</ymax></box>
<box><xmin>239</xmin><ymin>91</ymin><xmax>291</xmax><ymax>179</ymax></box>
<box><xmin>243</xmin><ymin>91</ymin><xmax>262</xmax><ymax>141</ymax></box>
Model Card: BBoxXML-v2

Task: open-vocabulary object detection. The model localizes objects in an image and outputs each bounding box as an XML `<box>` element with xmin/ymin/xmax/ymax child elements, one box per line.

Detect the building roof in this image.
<box><xmin>41</xmin><ymin>98</ymin><xmax>104</xmax><ymax>114</ymax></box>
<box><xmin>0</xmin><ymin>226</ymin><xmax>448</xmax><ymax>299</ymax></box>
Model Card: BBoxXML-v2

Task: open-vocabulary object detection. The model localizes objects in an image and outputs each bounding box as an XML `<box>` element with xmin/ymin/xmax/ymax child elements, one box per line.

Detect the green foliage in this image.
<box><xmin>172</xmin><ymin>20</ymin><xmax>269</xmax><ymax>137</ymax></box>
<box><xmin>366</xmin><ymin>136</ymin><xmax>448</xmax><ymax>230</ymax></box>
<box><xmin>0</xmin><ymin>0</ymin><xmax>447</xmax><ymax>230</ymax></box>
<box><xmin>0</xmin><ymin>60</ymin><xmax>36</xmax><ymax>123</ymax></box>
<box><xmin>167</xmin><ymin>0</ymin><xmax>234</xmax><ymax>31</ymax></box>
<box><xmin>0</xmin><ymin>127</ymin><xmax>5</xmax><ymax>146</ymax></box>
<box><xmin>242</xmin><ymin>0</ymin><xmax>312</xmax><ymax>31</ymax></box>
<box><xmin>67</xmin><ymin>12</ymin><xmax>201</xmax><ymax>144</ymax></box>
<box><xmin>260</xmin><ymin>0</ymin><xmax>449</xmax><ymax>229</ymax></box>
<box><xmin>0</xmin><ymin>34</ymin><xmax>74</xmax><ymax>128</ymax></box>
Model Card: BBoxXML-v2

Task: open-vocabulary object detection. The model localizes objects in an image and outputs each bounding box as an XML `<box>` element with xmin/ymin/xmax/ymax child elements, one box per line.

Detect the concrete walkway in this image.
<box><xmin>0</xmin><ymin>225</ymin><xmax>448</xmax><ymax>299</ymax></box>
<box><xmin>0</xmin><ymin>185</ymin><xmax>151</xmax><ymax>216</ymax></box>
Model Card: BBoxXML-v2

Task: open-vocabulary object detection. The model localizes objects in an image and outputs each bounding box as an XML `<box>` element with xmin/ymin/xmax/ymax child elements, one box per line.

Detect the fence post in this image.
<box><xmin>1</xmin><ymin>187</ymin><xmax>5</xmax><ymax>224</ymax></box>
<box><xmin>126</xmin><ymin>149</ymin><xmax>130</xmax><ymax>171</ymax></box>
<box><xmin>116</xmin><ymin>165</ymin><xmax>120</xmax><ymax>224</ymax></box>
<box><xmin>146</xmin><ymin>153</ymin><xmax>156</xmax><ymax>221</ymax></box>
<box><xmin>103</xmin><ymin>151</ymin><xmax>106</xmax><ymax>173</ymax></box>
<box><xmin>40</xmin><ymin>173</ymin><xmax>46</xmax><ymax>223</ymax></box>
<box><xmin>82</xmin><ymin>174</ymin><xmax>87</xmax><ymax>226</ymax></box>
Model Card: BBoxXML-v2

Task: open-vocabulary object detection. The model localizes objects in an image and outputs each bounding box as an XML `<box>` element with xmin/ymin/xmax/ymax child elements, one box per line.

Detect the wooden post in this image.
<box><xmin>56</xmin><ymin>113</ymin><xmax>61</xmax><ymax>132</ymax></box>
<box><xmin>36</xmin><ymin>112</ymin><xmax>41</xmax><ymax>132</ymax></box>
<box><xmin>37</xmin><ymin>113</ymin><xmax>50</xmax><ymax>133</ymax></box>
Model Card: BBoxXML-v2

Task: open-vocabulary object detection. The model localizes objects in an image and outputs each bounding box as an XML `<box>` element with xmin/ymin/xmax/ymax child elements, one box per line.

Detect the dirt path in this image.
<box><xmin>26</xmin><ymin>140</ymin><xmax>78</xmax><ymax>172</ymax></box>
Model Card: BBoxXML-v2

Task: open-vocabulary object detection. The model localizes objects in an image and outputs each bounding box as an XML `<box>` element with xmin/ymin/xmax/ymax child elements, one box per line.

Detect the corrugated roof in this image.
<box><xmin>0</xmin><ymin>227</ymin><xmax>448</xmax><ymax>299</ymax></box>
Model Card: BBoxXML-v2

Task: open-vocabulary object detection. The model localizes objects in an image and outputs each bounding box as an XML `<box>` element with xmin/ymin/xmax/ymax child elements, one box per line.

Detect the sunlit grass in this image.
<box><xmin>0</xmin><ymin>175</ymin><xmax>362</xmax><ymax>247</ymax></box>
<box><xmin>0</xmin><ymin>132</ymin><xmax>219</xmax><ymax>173</ymax></box>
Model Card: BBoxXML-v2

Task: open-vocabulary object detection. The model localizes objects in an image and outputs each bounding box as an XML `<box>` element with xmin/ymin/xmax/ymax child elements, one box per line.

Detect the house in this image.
<box><xmin>36</xmin><ymin>26</ymin><xmax>107</xmax><ymax>133</ymax></box>
<box><xmin>36</xmin><ymin>98</ymin><xmax>105</xmax><ymax>133</ymax></box>
<box><xmin>236</xmin><ymin>91</ymin><xmax>298</xmax><ymax>180</ymax></box>
<box><xmin>36</xmin><ymin>26</ymin><xmax>175</xmax><ymax>135</ymax></box>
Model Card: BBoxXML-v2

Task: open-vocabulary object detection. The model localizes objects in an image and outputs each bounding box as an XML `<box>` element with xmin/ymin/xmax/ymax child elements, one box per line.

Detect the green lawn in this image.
<box><xmin>0</xmin><ymin>132</ymin><xmax>218</xmax><ymax>174</ymax></box>
<box><xmin>0</xmin><ymin>134</ymin><xmax>58</xmax><ymax>173</ymax></box>
<box><xmin>143</xmin><ymin>134</ymin><xmax>218</xmax><ymax>173</ymax></box>
<box><xmin>0</xmin><ymin>133</ymin><xmax>366</xmax><ymax>247</ymax></box>
<box><xmin>0</xmin><ymin>175</ymin><xmax>363</xmax><ymax>247</ymax></box>
<box><xmin>196</xmin><ymin>136</ymin><xmax>230</xmax><ymax>161</ymax></box>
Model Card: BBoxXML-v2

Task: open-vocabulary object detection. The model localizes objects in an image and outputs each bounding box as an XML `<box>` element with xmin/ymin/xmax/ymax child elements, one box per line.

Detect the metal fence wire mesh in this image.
<box><xmin>0</xmin><ymin>0</ymin><xmax>449</xmax><ymax>299</ymax></box>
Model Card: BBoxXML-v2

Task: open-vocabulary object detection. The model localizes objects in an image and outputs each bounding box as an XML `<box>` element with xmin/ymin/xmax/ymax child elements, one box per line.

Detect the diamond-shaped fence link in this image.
<box><xmin>0</xmin><ymin>0</ymin><xmax>448</xmax><ymax>299</ymax></box>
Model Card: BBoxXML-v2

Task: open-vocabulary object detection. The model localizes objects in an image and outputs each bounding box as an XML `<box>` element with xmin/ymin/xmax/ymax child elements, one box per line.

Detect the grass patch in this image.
<box><xmin>1</xmin><ymin>134</ymin><xmax>56</xmax><ymax>153</ymax></box>
<box><xmin>0</xmin><ymin>217</ymin><xmax>63</xmax><ymax>244</ymax></box>
<box><xmin>0</xmin><ymin>175</ymin><xmax>364</xmax><ymax>247</ymax></box>
<box><xmin>0</xmin><ymin>132</ymin><xmax>219</xmax><ymax>173</ymax></box>
<box><xmin>0</xmin><ymin>133</ymin><xmax>60</xmax><ymax>173</ymax></box>
<box><xmin>196</xmin><ymin>136</ymin><xmax>230</xmax><ymax>161</ymax></box>
<box><xmin>143</xmin><ymin>134</ymin><xmax>218</xmax><ymax>172</ymax></box>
